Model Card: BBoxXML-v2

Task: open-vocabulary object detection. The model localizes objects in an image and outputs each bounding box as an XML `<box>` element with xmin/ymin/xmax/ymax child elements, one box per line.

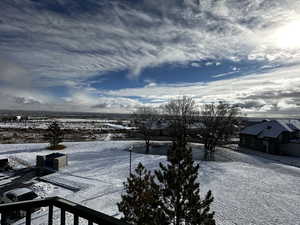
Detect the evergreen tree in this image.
<box><xmin>118</xmin><ymin>163</ymin><xmax>167</xmax><ymax>225</ymax></box>
<box><xmin>119</xmin><ymin>143</ymin><xmax>215</xmax><ymax>225</ymax></box>
<box><xmin>44</xmin><ymin>121</ymin><xmax>64</xmax><ymax>149</ymax></box>
<box><xmin>155</xmin><ymin>142</ymin><xmax>215</xmax><ymax>225</ymax></box>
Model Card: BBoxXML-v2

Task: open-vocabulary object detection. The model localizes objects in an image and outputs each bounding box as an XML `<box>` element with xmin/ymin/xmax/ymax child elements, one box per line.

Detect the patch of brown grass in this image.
<box><xmin>46</xmin><ymin>144</ymin><xmax>66</xmax><ymax>150</ymax></box>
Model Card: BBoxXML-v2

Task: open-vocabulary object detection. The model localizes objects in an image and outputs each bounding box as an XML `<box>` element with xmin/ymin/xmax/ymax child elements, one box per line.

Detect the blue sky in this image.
<box><xmin>1</xmin><ymin>0</ymin><xmax>300</xmax><ymax>117</ymax></box>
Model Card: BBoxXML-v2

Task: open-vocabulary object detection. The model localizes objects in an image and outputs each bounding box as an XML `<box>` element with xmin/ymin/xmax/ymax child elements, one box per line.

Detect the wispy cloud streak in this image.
<box><xmin>0</xmin><ymin>0</ymin><xmax>300</xmax><ymax>115</ymax></box>
<box><xmin>1</xmin><ymin>0</ymin><xmax>300</xmax><ymax>79</ymax></box>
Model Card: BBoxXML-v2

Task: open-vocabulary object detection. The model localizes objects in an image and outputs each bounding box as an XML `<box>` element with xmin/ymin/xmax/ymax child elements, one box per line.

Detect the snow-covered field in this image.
<box><xmin>0</xmin><ymin>119</ymin><xmax>133</xmax><ymax>130</ymax></box>
<box><xmin>1</xmin><ymin>141</ymin><xmax>300</xmax><ymax>225</ymax></box>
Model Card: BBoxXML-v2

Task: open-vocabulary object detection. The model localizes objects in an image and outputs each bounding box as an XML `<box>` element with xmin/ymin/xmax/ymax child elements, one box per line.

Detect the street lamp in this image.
<box><xmin>129</xmin><ymin>145</ymin><xmax>133</xmax><ymax>175</ymax></box>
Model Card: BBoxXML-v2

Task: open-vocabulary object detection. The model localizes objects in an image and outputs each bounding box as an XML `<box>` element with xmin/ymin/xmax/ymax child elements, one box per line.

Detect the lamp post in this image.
<box><xmin>129</xmin><ymin>145</ymin><xmax>133</xmax><ymax>175</ymax></box>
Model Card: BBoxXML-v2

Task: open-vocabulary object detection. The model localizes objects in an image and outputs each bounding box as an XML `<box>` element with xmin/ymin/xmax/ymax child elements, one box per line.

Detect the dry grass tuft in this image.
<box><xmin>46</xmin><ymin>144</ymin><xmax>66</xmax><ymax>150</ymax></box>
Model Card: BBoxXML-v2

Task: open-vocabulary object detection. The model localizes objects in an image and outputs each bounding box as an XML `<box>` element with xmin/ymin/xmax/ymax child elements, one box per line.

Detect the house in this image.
<box><xmin>149</xmin><ymin>120</ymin><xmax>171</xmax><ymax>136</ymax></box>
<box><xmin>240</xmin><ymin>119</ymin><xmax>300</xmax><ymax>156</ymax></box>
<box><xmin>148</xmin><ymin>120</ymin><xmax>205</xmax><ymax>137</ymax></box>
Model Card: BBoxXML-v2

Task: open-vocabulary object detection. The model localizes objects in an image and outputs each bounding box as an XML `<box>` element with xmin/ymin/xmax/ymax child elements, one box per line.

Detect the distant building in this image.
<box><xmin>240</xmin><ymin>120</ymin><xmax>300</xmax><ymax>156</ymax></box>
<box><xmin>1</xmin><ymin>115</ymin><xmax>23</xmax><ymax>122</ymax></box>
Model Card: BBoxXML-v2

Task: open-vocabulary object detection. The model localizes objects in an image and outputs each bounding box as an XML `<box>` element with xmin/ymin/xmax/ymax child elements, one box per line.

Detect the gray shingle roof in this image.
<box><xmin>240</xmin><ymin>119</ymin><xmax>300</xmax><ymax>138</ymax></box>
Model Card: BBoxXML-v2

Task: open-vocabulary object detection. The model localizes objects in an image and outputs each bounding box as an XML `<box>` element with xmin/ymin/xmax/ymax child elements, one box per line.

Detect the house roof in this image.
<box><xmin>148</xmin><ymin>120</ymin><xmax>205</xmax><ymax>130</ymax></box>
<box><xmin>240</xmin><ymin>119</ymin><xmax>300</xmax><ymax>138</ymax></box>
<box><xmin>188</xmin><ymin>122</ymin><xmax>205</xmax><ymax>129</ymax></box>
<box><xmin>149</xmin><ymin>120</ymin><xmax>171</xmax><ymax>130</ymax></box>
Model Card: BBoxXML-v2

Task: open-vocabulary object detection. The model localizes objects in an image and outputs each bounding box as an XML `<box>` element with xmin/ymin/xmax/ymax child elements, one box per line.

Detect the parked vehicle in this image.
<box><xmin>0</xmin><ymin>188</ymin><xmax>39</xmax><ymax>223</ymax></box>
<box><xmin>0</xmin><ymin>187</ymin><xmax>38</xmax><ymax>204</ymax></box>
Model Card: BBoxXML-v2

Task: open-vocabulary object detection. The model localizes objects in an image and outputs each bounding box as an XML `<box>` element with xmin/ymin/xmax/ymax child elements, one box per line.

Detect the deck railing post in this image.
<box><xmin>1</xmin><ymin>211</ymin><xmax>7</xmax><ymax>225</ymax></box>
<box><xmin>61</xmin><ymin>208</ymin><xmax>66</xmax><ymax>225</ymax></box>
<box><xmin>26</xmin><ymin>209</ymin><xmax>32</xmax><ymax>225</ymax></box>
<box><xmin>48</xmin><ymin>204</ymin><xmax>53</xmax><ymax>225</ymax></box>
<box><xmin>73</xmin><ymin>214</ymin><xmax>79</xmax><ymax>225</ymax></box>
<box><xmin>0</xmin><ymin>197</ymin><xmax>130</xmax><ymax>225</ymax></box>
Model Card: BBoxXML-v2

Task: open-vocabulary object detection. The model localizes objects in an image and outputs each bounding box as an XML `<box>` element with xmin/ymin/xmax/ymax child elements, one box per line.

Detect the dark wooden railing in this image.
<box><xmin>0</xmin><ymin>197</ymin><xmax>130</xmax><ymax>225</ymax></box>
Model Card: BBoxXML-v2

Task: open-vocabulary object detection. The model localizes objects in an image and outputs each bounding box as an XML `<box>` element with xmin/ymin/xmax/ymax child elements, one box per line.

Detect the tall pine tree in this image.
<box><xmin>118</xmin><ymin>143</ymin><xmax>215</xmax><ymax>225</ymax></box>
<box><xmin>118</xmin><ymin>163</ymin><xmax>167</xmax><ymax>225</ymax></box>
<box><xmin>155</xmin><ymin>142</ymin><xmax>215</xmax><ymax>225</ymax></box>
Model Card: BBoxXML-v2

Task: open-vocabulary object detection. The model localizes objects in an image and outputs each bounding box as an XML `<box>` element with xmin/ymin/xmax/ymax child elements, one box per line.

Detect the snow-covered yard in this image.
<box><xmin>0</xmin><ymin>141</ymin><xmax>300</xmax><ymax>225</ymax></box>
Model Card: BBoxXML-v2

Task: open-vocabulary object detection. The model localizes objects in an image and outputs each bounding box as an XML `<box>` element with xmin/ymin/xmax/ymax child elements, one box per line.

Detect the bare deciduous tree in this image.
<box><xmin>199</xmin><ymin>102</ymin><xmax>240</xmax><ymax>161</ymax></box>
<box><xmin>163</xmin><ymin>96</ymin><xmax>197</xmax><ymax>147</ymax></box>
<box><xmin>133</xmin><ymin>107</ymin><xmax>158</xmax><ymax>154</ymax></box>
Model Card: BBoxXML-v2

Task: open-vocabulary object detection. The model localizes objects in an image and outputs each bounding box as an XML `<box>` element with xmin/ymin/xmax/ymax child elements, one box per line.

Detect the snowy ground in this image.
<box><xmin>227</xmin><ymin>145</ymin><xmax>300</xmax><ymax>168</ymax></box>
<box><xmin>0</xmin><ymin>119</ymin><xmax>132</xmax><ymax>130</ymax></box>
<box><xmin>0</xmin><ymin>141</ymin><xmax>300</xmax><ymax>225</ymax></box>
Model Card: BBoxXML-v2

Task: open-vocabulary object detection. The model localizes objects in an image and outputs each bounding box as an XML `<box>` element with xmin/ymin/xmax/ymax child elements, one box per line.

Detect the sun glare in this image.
<box><xmin>273</xmin><ymin>20</ymin><xmax>300</xmax><ymax>49</ymax></box>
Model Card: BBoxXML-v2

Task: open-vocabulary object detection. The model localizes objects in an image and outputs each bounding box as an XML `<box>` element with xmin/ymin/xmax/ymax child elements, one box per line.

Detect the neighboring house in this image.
<box><xmin>149</xmin><ymin>120</ymin><xmax>205</xmax><ymax>136</ymax></box>
<box><xmin>148</xmin><ymin>120</ymin><xmax>171</xmax><ymax>136</ymax></box>
<box><xmin>240</xmin><ymin>120</ymin><xmax>300</xmax><ymax>156</ymax></box>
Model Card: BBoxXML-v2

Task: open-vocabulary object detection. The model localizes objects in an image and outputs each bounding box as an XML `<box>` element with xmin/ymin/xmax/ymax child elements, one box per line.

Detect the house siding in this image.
<box><xmin>239</xmin><ymin>134</ymin><xmax>265</xmax><ymax>151</ymax></box>
<box><xmin>240</xmin><ymin>134</ymin><xmax>281</xmax><ymax>154</ymax></box>
<box><xmin>280</xmin><ymin>143</ymin><xmax>300</xmax><ymax>157</ymax></box>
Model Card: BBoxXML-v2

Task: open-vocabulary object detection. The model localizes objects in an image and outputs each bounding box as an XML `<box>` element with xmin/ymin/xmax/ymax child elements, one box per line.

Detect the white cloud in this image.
<box><xmin>1</xmin><ymin>0</ymin><xmax>300</xmax><ymax>115</ymax></box>
<box><xmin>1</xmin><ymin>63</ymin><xmax>300</xmax><ymax>116</ymax></box>
<box><xmin>212</xmin><ymin>71</ymin><xmax>237</xmax><ymax>78</ymax></box>
<box><xmin>1</xmin><ymin>0</ymin><xmax>300</xmax><ymax>80</ymax></box>
<box><xmin>0</xmin><ymin>86</ymin><xmax>141</xmax><ymax>113</ymax></box>
<box><xmin>0</xmin><ymin>58</ymin><xmax>32</xmax><ymax>88</ymax></box>
<box><xmin>104</xmin><ymin>64</ymin><xmax>300</xmax><ymax>117</ymax></box>
<box><xmin>145</xmin><ymin>82</ymin><xmax>157</xmax><ymax>88</ymax></box>
<box><xmin>190</xmin><ymin>62</ymin><xmax>201</xmax><ymax>67</ymax></box>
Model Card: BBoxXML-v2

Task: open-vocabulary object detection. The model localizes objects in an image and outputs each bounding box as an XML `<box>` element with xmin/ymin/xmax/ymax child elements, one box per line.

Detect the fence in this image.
<box><xmin>0</xmin><ymin>197</ymin><xmax>129</xmax><ymax>225</ymax></box>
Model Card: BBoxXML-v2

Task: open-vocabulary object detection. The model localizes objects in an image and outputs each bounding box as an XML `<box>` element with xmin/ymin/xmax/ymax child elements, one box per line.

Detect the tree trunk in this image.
<box><xmin>145</xmin><ymin>140</ymin><xmax>150</xmax><ymax>154</ymax></box>
<box><xmin>204</xmin><ymin>148</ymin><xmax>209</xmax><ymax>161</ymax></box>
<box><xmin>204</xmin><ymin>143</ymin><xmax>216</xmax><ymax>161</ymax></box>
<box><xmin>210</xmin><ymin>149</ymin><xmax>215</xmax><ymax>161</ymax></box>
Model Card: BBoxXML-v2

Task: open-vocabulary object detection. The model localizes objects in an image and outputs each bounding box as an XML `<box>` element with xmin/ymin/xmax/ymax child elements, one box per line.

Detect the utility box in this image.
<box><xmin>0</xmin><ymin>158</ymin><xmax>9</xmax><ymax>171</ymax></box>
<box><xmin>36</xmin><ymin>155</ymin><xmax>46</xmax><ymax>168</ymax></box>
<box><xmin>36</xmin><ymin>153</ymin><xmax>68</xmax><ymax>171</ymax></box>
